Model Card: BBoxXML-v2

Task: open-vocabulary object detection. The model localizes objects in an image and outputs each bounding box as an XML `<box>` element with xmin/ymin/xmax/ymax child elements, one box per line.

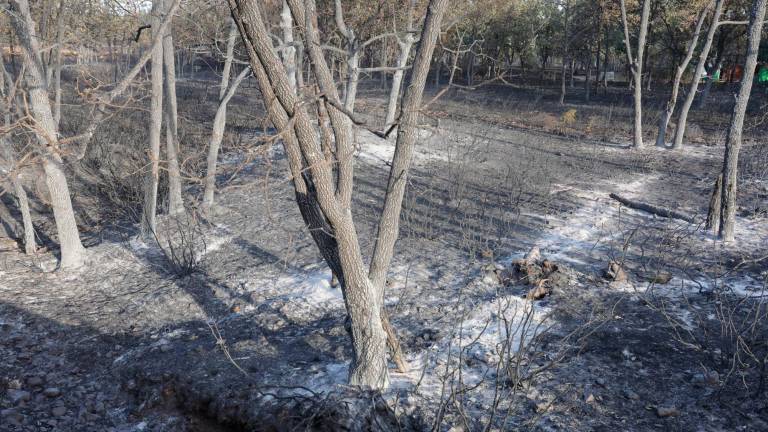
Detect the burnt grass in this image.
<box><xmin>1</xmin><ymin>75</ymin><xmax>767</xmax><ymax>431</ymax></box>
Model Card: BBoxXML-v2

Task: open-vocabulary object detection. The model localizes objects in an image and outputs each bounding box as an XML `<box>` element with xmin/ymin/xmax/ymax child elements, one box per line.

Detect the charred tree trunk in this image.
<box><xmin>718</xmin><ymin>0</ymin><xmax>767</xmax><ymax>241</ymax></box>
<box><xmin>706</xmin><ymin>173</ymin><xmax>723</xmax><ymax>232</ymax></box>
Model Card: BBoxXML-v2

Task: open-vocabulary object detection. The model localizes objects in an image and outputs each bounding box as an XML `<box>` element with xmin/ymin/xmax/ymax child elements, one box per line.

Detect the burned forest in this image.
<box><xmin>1</xmin><ymin>0</ymin><xmax>768</xmax><ymax>430</ymax></box>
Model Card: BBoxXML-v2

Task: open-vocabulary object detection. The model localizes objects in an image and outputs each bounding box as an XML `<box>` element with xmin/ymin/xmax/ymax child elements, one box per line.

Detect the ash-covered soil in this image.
<box><xmin>1</xmin><ymin>83</ymin><xmax>767</xmax><ymax>431</ymax></box>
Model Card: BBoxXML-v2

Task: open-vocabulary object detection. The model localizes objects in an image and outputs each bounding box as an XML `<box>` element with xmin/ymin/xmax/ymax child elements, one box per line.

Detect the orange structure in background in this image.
<box><xmin>721</xmin><ymin>64</ymin><xmax>744</xmax><ymax>83</ymax></box>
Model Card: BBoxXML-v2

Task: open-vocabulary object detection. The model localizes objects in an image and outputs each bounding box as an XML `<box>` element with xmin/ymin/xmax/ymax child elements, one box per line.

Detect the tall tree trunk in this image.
<box><xmin>656</xmin><ymin>2</ymin><xmax>710</xmax><ymax>147</ymax></box>
<box><xmin>141</xmin><ymin>0</ymin><xmax>164</xmax><ymax>238</ymax></box>
<box><xmin>559</xmin><ymin>0</ymin><xmax>569</xmax><ymax>105</ymax></box>
<box><xmin>162</xmin><ymin>0</ymin><xmax>184</xmax><ymax>216</ymax></box>
<box><xmin>620</xmin><ymin>0</ymin><xmax>651</xmax><ymax>148</ymax></box>
<box><xmin>585</xmin><ymin>51</ymin><xmax>592</xmax><ymax>102</ymax></box>
<box><xmin>673</xmin><ymin>0</ymin><xmax>724</xmax><ymax>150</ymax></box>
<box><xmin>6</xmin><ymin>0</ymin><xmax>85</xmax><ymax>269</ymax></box>
<box><xmin>717</xmin><ymin>0</ymin><xmax>766</xmax><ymax>241</ymax></box>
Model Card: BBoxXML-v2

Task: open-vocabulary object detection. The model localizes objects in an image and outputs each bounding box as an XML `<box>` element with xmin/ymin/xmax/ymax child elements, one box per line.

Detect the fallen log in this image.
<box><xmin>609</xmin><ymin>193</ymin><xmax>695</xmax><ymax>224</ymax></box>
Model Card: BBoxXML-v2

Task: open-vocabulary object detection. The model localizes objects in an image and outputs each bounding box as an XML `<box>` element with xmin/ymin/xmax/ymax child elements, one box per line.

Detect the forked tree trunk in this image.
<box><xmin>202</xmin><ymin>67</ymin><xmax>249</xmax><ymax>210</ymax></box>
<box><xmin>202</xmin><ymin>19</ymin><xmax>243</xmax><ymax>211</ymax></box>
<box><xmin>673</xmin><ymin>0</ymin><xmax>724</xmax><ymax>150</ymax></box>
<box><xmin>620</xmin><ymin>0</ymin><xmax>651</xmax><ymax>149</ymax></box>
<box><xmin>6</xmin><ymin>0</ymin><xmax>85</xmax><ymax>269</ymax></box>
<box><xmin>229</xmin><ymin>0</ymin><xmax>448</xmax><ymax>389</ymax></box>
<box><xmin>141</xmin><ymin>0</ymin><xmax>164</xmax><ymax>238</ymax></box>
<box><xmin>161</xmin><ymin>0</ymin><xmax>184</xmax><ymax>216</ymax></box>
<box><xmin>717</xmin><ymin>0</ymin><xmax>766</xmax><ymax>241</ymax></box>
<box><xmin>656</xmin><ymin>2</ymin><xmax>710</xmax><ymax>148</ymax></box>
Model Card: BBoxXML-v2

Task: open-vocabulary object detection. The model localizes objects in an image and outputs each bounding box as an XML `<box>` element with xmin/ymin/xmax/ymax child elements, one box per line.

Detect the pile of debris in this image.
<box><xmin>486</xmin><ymin>247</ymin><xmax>573</xmax><ymax>300</ymax></box>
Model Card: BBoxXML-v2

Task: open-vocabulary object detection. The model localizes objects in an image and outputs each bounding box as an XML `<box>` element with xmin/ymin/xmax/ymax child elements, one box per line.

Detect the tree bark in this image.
<box><xmin>706</xmin><ymin>173</ymin><xmax>723</xmax><ymax>232</ymax></box>
<box><xmin>220</xmin><ymin>19</ymin><xmax>238</xmax><ymax>101</ymax></box>
<box><xmin>368</xmin><ymin>0</ymin><xmax>448</xmax><ymax>299</ymax></box>
<box><xmin>718</xmin><ymin>0</ymin><xmax>767</xmax><ymax>241</ymax></box>
<box><xmin>161</xmin><ymin>0</ymin><xmax>184</xmax><ymax>216</ymax></box>
<box><xmin>620</xmin><ymin>0</ymin><xmax>651</xmax><ymax>148</ymax></box>
<box><xmin>280</xmin><ymin>0</ymin><xmax>298</xmax><ymax>92</ymax></box>
<box><xmin>672</xmin><ymin>0</ymin><xmax>725</xmax><ymax>150</ymax></box>
<box><xmin>6</xmin><ymin>0</ymin><xmax>86</xmax><ymax>269</ymax></box>
<box><xmin>141</xmin><ymin>0</ymin><xmax>165</xmax><ymax>238</ymax></box>
<box><xmin>656</xmin><ymin>2</ymin><xmax>710</xmax><ymax>148</ymax></box>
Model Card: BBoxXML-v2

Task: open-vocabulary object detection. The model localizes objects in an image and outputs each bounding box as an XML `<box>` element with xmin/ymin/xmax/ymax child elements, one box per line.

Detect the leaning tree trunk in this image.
<box><xmin>656</xmin><ymin>2</ymin><xmax>710</xmax><ymax>147</ymax></box>
<box><xmin>673</xmin><ymin>0</ymin><xmax>724</xmax><ymax>150</ymax></box>
<box><xmin>717</xmin><ymin>0</ymin><xmax>766</xmax><ymax>241</ymax></box>
<box><xmin>6</xmin><ymin>0</ymin><xmax>85</xmax><ymax>269</ymax></box>
<box><xmin>161</xmin><ymin>0</ymin><xmax>184</xmax><ymax>216</ymax></box>
<box><xmin>141</xmin><ymin>0</ymin><xmax>165</xmax><ymax>238</ymax></box>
